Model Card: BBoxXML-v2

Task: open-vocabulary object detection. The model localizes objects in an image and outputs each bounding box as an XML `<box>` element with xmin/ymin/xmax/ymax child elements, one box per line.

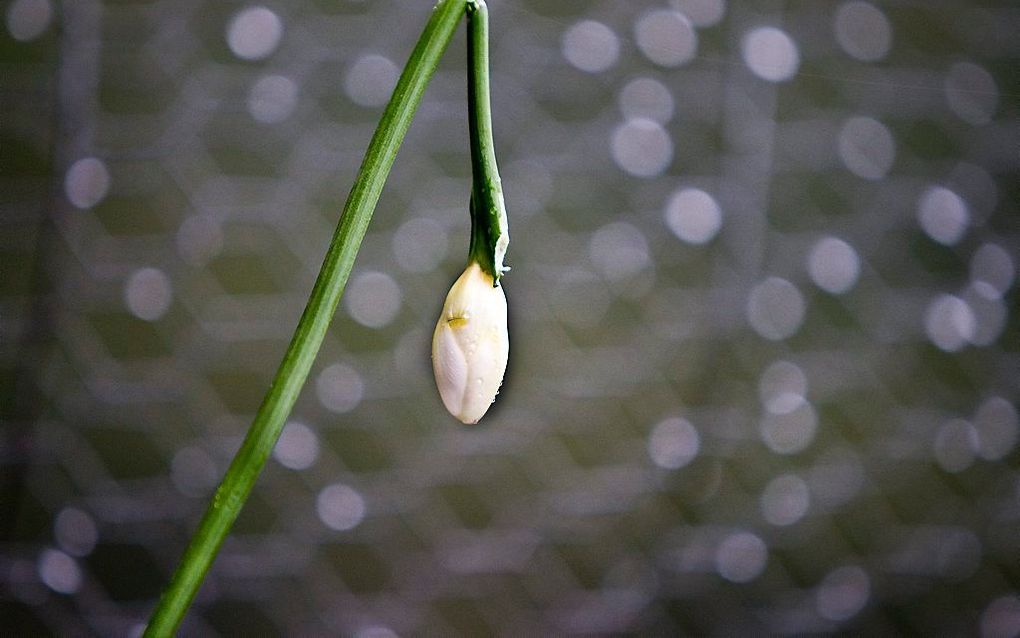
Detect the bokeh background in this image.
<box><xmin>2</xmin><ymin>0</ymin><xmax>1019</xmax><ymax>635</ymax></box>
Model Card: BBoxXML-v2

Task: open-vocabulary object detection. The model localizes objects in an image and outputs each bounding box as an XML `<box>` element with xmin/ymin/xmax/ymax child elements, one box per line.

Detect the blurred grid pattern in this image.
<box><xmin>2</xmin><ymin>0</ymin><xmax>1020</xmax><ymax>635</ymax></box>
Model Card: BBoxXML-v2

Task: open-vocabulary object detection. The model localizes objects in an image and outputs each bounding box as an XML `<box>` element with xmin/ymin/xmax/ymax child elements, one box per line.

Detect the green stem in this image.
<box><xmin>143</xmin><ymin>1</ymin><xmax>468</xmax><ymax>634</ymax></box>
<box><xmin>466</xmin><ymin>0</ymin><xmax>509</xmax><ymax>283</ymax></box>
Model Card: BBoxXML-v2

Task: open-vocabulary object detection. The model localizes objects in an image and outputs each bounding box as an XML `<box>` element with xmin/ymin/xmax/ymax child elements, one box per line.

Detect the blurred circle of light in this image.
<box><xmin>761</xmin><ymin>402</ymin><xmax>818</xmax><ymax>454</ymax></box>
<box><xmin>924</xmin><ymin>294</ymin><xmax>976</xmax><ymax>352</ymax></box>
<box><xmin>562</xmin><ymin>20</ymin><xmax>620</xmax><ymax>73</ymax></box>
<box><xmin>760</xmin><ymin>474</ymin><xmax>810</xmax><ymax>526</ymax></box>
<box><xmin>38</xmin><ymin>549</ymin><xmax>81</xmax><ymax>595</ymax></box>
<box><xmin>664</xmin><ymin>188</ymin><xmax>722</xmax><ymax>245</ymax></box>
<box><xmin>64</xmin><ymin>157</ymin><xmax>110</xmax><ymax>210</ymax></box>
<box><xmin>9</xmin><ymin>560</ymin><xmax>45</xmax><ymax>605</ymax></box>
<box><xmin>970</xmin><ymin>243</ymin><xmax>1014</xmax><ymax>299</ymax></box>
<box><xmin>816</xmin><ymin>566</ymin><xmax>871</xmax><ymax>622</ymax></box>
<box><xmin>393</xmin><ymin>328</ymin><xmax>426</xmax><ymax>377</ymax></box>
<box><xmin>837</xmin><ymin>116</ymin><xmax>895</xmax><ymax>180</ymax></box>
<box><xmin>589</xmin><ymin>222</ymin><xmax>651</xmax><ymax>282</ymax></box>
<box><xmin>741</xmin><ymin>26</ymin><xmax>800</xmax><ymax>82</ymax></box>
<box><xmin>634</xmin><ymin>9</ymin><xmax>698</xmax><ymax>68</ymax></box>
<box><xmin>918</xmin><ymin>186</ymin><xmax>969</xmax><ymax>246</ymax></box>
<box><xmin>551</xmin><ymin>271</ymin><xmax>611</xmax><ymax>329</ymax></box>
<box><xmin>833</xmin><ymin>1</ymin><xmax>892</xmax><ymax>62</ymax></box>
<box><xmin>393</xmin><ymin>217</ymin><xmax>448</xmax><ymax>273</ymax></box>
<box><xmin>808</xmin><ymin>236</ymin><xmax>860</xmax><ymax>294</ymax></box>
<box><xmin>810</xmin><ymin>449</ymin><xmax>865</xmax><ymax>508</ymax></box>
<box><xmin>226</xmin><ymin>6</ymin><xmax>283</xmax><ymax>61</ymax></box>
<box><xmin>171</xmin><ymin>447</ymin><xmax>219</xmax><ymax>497</ymax></box>
<box><xmin>930</xmin><ymin>527</ymin><xmax>983</xmax><ymax>581</ymax></box>
<box><xmin>962</xmin><ymin>285</ymin><xmax>1007</xmax><ymax>347</ymax></box>
<box><xmin>504</xmin><ymin>160</ymin><xmax>553</xmax><ymax>218</ymax></box>
<box><xmin>316</xmin><ymin>483</ymin><xmax>366</xmax><ymax>532</ymax></box>
<box><xmin>981</xmin><ymin>595</ymin><xmax>1020</xmax><ymax>638</ymax></box>
<box><xmin>974</xmin><ymin>397</ymin><xmax>1018</xmax><ymax>462</ymax></box>
<box><xmin>176</xmin><ymin>216</ymin><xmax>224</xmax><ymax>266</ymax></box>
<box><xmin>273</xmin><ymin>421</ymin><xmax>320</xmax><ymax>471</ymax></box>
<box><xmin>124</xmin><ymin>267</ymin><xmax>173</xmax><ymax>321</ymax></box>
<box><xmin>673</xmin><ymin>0</ymin><xmax>726</xmax><ymax>28</ymax></box>
<box><xmin>758</xmin><ymin>360</ymin><xmax>807</xmax><ymax>415</ymax></box>
<box><xmin>647</xmin><ymin>417</ymin><xmax>700</xmax><ymax>470</ymax></box>
<box><xmin>248</xmin><ymin>74</ymin><xmax>298</xmax><ymax>124</ymax></box>
<box><xmin>619</xmin><ymin>77</ymin><xmax>674</xmax><ymax>124</ymax></box>
<box><xmin>948</xmin><ymin>162</ymin><xmax>998</xmax><ymax>221</ymax></box>
<box><xmin>934</xmin><ymin>419</ymin><xmax>979</xmax><ymax>473</ymax></box>
<box><xmin>344</xmin><ymin>271</ymin><xmax>402</xmax><ymax>329</ymax></box>
<box><xmin>54</xmin><ymin>508</ymin><xmax>98</xmax><ymax>558</ymax></box>
<box><xmin>611</xmin><ymin>118</ymin><xmax>673</xmax><ymax>178</ymax></box>
<box><xmin>715</xmin><ymin>531</ymin><xmax>768</xmax><ymax>583</ymax></box>
<box><xmin>355</xmin><ymin>627</ymin><xmax>399</xmax><ymax>638</ymax></box>
<box><xmin>603</xmin><ymin>559</ymin><xmax>658</xmax><ymax>601</ymax></box>
<box><xmin>746</xmin><ymin>277</ymin><xmax>805</xmax><ymax>341</ymax></box>
<box><xmin>316</xmin><ymin>363</ymin><xmax>364</xmax><ymax>414</ymax></box>
<box><xmin>345</xmin><ymin>54</ymin><xmax>399</xmax><ymax>108</ymax></box>
<box><xmin>945</xmin><ymin>62</ymin><xmax>999</xmax><ymax>126</ymax></box>
<box><xmin>5</xmin><ymin>0</ymin><xmax>52</xmax><ymax>42</ymax></box>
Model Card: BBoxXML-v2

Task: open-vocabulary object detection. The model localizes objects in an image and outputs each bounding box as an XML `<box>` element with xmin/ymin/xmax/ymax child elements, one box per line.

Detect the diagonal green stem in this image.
<box><xmin>144</xmin><ymin>1</ymin><xmax>468</xmax><ymax>634</ymax></box>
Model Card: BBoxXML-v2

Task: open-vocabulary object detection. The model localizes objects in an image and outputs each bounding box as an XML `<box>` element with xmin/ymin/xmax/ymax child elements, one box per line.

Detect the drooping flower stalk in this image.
<box><xmin>432</xmin><ymin>0</ymin><xmax>511</xmax><ymax>424</ymax></box>
<box><xmin>465</xmin><ymin>0</ymin><xmax>509</xmax><ymax>283</ymax></box>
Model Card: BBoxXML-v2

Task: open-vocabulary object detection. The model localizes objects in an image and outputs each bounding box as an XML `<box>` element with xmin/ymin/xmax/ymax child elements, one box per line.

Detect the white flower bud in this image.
<box><xmin>432</xmin><ymin>262</ymin><xmax>509</xmax><ymax>424</ymax></box>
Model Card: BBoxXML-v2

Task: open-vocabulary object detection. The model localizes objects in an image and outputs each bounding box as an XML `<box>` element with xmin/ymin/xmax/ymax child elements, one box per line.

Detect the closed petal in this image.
<box><xmin>432</xmin><ymin>322</ymin><xmax>469</xmax><ymax>419</ymax></box>
<box><xmin>431</xmin><ymin>263</ymin><xmax>509</xmax><ymax>424</ymax></box>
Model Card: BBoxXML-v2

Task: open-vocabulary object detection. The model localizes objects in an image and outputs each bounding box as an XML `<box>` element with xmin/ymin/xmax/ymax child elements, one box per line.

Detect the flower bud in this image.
<box><xmin>432</xmin><ymin>262</ymin><xmax>509</xmax><ymax>424</ymax></box>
